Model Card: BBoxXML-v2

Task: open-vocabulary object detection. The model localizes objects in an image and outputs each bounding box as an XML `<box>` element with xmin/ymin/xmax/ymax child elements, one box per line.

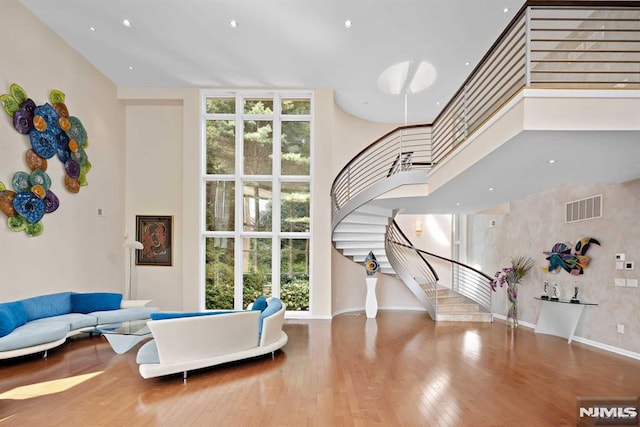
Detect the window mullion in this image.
<box><xmin>234</xmin><ymin>92</ymin><xmax>244</xmax><ymax>310</ymax></box>
<box><xmin>272</xmin><ymin>94</ymin><xmax>282</xmax><ymax>298</ymax></box>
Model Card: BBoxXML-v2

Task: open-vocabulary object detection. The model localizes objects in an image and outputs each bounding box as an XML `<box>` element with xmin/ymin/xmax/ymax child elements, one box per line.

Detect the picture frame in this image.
<box><xmin>135</xmin><ymin>215</ymin><xmax>173</xmax><ymax>266</ymax></box>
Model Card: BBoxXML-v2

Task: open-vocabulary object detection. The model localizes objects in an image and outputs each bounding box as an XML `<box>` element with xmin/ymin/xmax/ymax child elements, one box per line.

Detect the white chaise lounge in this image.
<box><xmin>136</xmin><ymin>298</ymin><xmax>287</xmax><ymax>380</ymax></box>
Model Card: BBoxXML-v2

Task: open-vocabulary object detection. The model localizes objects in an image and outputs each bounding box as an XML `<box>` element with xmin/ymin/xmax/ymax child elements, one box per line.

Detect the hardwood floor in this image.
<box><xmin>1</xmin><ymin>311</ymin><xmax>639</xmax><ymax>426</ymax></box>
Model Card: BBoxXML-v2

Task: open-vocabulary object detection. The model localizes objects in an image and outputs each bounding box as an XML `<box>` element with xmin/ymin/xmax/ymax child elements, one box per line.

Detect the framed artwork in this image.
<box><xmin>135</xmin><ymin>215</ymin><xmax>173</xmax><ymax>266</ymax></box>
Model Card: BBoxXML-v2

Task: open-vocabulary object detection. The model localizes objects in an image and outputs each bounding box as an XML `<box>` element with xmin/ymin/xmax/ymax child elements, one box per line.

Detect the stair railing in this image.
<box><xmin>386</xmin><ymin>221</ymin><xmax>440</xmax><ymax>319</ymax></box>
<box><xmin>387</xmin><ymin>220</ymin><xmax>494</xmax><ymax>316</ymax></box>
<box><xmin>331</xmin><ymin>125</ymin><xmax>433</xmax><ymax>215</ymax></box>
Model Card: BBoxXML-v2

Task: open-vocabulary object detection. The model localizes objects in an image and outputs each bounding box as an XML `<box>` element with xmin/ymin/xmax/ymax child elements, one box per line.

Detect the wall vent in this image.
<box><xmin>565</xmin><ymin>194</ymin><xmax>602</xmax><ymax>223</ymax></box>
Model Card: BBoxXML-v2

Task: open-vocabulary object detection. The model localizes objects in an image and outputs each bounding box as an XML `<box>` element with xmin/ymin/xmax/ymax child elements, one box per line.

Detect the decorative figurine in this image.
<box><xmin>364</xmin><ymin>251</ymin><xmax>380</xmax><ymax>276</ymax></box>
<box><xmin>550</xmin><ymin>283</ymin><xmax>560</xmax><ymax>301</ymax></box>
<box><xmin>570</xmin><ymin>286</ymin><xmax>580</xmax><ymax>304</ymax></box>
<box><xmin>541</xmin><ymin>281</ymin><xmax>549</xmax><ymax>300</ymax></box>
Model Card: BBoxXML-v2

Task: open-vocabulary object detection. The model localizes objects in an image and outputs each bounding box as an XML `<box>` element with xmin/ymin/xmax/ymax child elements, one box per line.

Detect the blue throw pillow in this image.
<box><xmin>71</xmin><ymin>293</ymin><xmax>123</xmax><ymax>314</ymax></box>
<box><xmin>0</xmin><ymin>302</ymin><xmax>27</xmax><ymax>337</ymax></box>
<box><xmin>252</xmin><ymin>296</ymin><xmax>268</xmax><ymax>312</ymax></box>
<box><xmin>259</xmin><ymin>298</ymin><xmax>283</xmax><ymax>336</ymax></box>
<box><xmin>21</xmin><ymin>292</ymin><xmax>72</xmax><ymax>321</ymax></box>
<box><xmin>260</xmin><ymin>298</ymin><xmax>283</xmax><ymax>319</ymax></box>
<box><xmin>151</xmin><ymin>311</ymin><xmax>238</xmax><ymax>320</ymax></box>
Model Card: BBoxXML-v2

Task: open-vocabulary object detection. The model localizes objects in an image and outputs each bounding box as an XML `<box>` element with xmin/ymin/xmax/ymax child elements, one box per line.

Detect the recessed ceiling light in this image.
<box><xmin>344</xmin><ymin>20</ymin><xmax>353</xmax><ymax>29</ymax></box>
<box><xmin>230</xmin><ymin>20</ymin><xmax>238</xmax><ymax>28</ymax></box>
<box><xmin>456</xmin><ymin>202</ymin><xmax>461</xmax><ymax>206</ymax></box>
<box><xmin>436</xmin><ymin>102</ymin><xmax>441</xmax><ymax>106</ymax></box>
<box><xmin>489</xmin><ymin>187</ymin><xmax>494</xmax><ymax>191</ymax></box>
<box><xmin>122</xmin><ymin>19</ymin><xmax>132</xmax><ymax>27</ymax></box>
<box><xmin>548</xmin><ymin>159</ymin><xmax>556</xmax><ymax>164</ymax></box>
<box><xmin>503</xmin><ymin>7</ymin><xmax>509</xmax><ymax>13</ymax></box>
<box><xmin>89</xmin><ymin>26</ymin><xmax>96</xmax><ymax>32</ymax></box>
<box><xmin>128</xmin><ymin>66</ymin><xmax>135</xmax><ymax>70</ymax></box>
<box><xmin>465</xmin><ymin>61</ymin><xmax>470</xmax><ymax>66</ymax></box>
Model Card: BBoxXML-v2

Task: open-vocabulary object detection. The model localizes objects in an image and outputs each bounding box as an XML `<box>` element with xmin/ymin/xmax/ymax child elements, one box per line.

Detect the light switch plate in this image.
<box><xmin>627</xmin><ymin>279</ymin><xmax>638</xmax><ymax>288</ymax></box>
<box><xmin>616</xmin><ymin>253</ymin><xmax>626</xmax><ymax>261</ymax></box>
<box><xmin>615</xmin><ymin>278</ymin><xmax>626</xmax><ymax>287</ymax></box>
<box><xmin>616</xmin><ymin>261</ymin><xmax>624</xmax><ymax>270</ymax></box>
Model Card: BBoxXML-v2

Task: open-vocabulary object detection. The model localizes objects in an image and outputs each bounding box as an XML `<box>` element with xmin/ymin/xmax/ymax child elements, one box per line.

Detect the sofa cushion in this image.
<box><xmin>136</xmin><ymin>340</ymin><xmax>160</xmax><ymax>364</ymax></box>
<box><xmin>0</xmin><ymin>321</ymin><xmax>69</xmax><ymax>352</ymax></box>
<box><xmin>251</xmin><ymin>296</ymin><xmax>268</xmax><ymax>312</ymax></box>
<box><xmin>0</xmin><ymin>302</ymin><xmax>28</xmax><ymax>338</ymax></box>
<box><xmin>30</xmin><ymin>313</ymin><xmax>98</xmax><ymax>330</ymax></box>
<box><xmin>150</xmin><ymin>311</ymin><xmax>237</xmax><ymax>321</ymax></box>
<box><xmin>91</xmin><ymin>307</ymin><xmax>158</xmax><ymax>325</ymax></box>
<box><xmin>71</xmin><ymin>292</ymin><xmax>122</xmax><ymax>314</ymax></box>
<box><xmin>21</xmin><ymin>292</ymin><xmax>72</xmax><ymax>321</ymax></box>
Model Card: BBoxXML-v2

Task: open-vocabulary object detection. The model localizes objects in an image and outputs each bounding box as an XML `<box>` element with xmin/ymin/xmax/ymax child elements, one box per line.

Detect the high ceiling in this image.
<box><xmin>20</xmin><ymin>0</ymin><xmax>525</xmax><ymax>123</ymax></box>
<box><xmin>18</xmin><ymin>0</ymin><xmax>640</xmax><ymax>216</ymax></box>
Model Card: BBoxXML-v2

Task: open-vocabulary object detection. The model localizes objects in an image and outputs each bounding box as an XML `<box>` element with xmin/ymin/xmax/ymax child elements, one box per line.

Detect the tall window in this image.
<box><xmin>202</xmin><ymin>92</ymin><xmax>312</xmax><ymax>312</ymax></box>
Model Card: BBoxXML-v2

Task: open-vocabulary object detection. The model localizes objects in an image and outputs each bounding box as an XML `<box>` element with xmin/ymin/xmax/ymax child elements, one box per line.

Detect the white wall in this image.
<box><xmin>395</xmin><ymin>214</ymin><xmax>453</xmax><ymax>289</ymax></box>
<box><xmin>468</xmin><ymin>179</ymin><xmax>640</xmax><ymax>354</ymax></box>
<box><xmin>124</xmin><ymin>101</ymin><xmax>184</xmax><ymax>310</ymax></box>
<box><xmin>0</xmin><ymin>0</ymin><xmax>125</xmax><ymax>301</ymax></box>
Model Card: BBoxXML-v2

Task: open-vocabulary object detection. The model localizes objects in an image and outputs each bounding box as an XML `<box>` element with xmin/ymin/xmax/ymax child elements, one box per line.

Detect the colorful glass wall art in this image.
<box><xmin>0</xmin><ymin>84</ymin><xmax>91</xmax><ymax>236</ymax></box>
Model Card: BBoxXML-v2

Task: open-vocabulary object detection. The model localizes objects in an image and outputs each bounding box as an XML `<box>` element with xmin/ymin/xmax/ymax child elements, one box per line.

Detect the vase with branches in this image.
<box><xmin>490</xmin><ymin>256</ymin><xmax>535</xmax><ymax>328</ymax></box>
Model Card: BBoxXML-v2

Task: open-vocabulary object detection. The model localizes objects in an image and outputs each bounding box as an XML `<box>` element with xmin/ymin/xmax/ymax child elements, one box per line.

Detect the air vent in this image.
<box><xmin>565</xmin><ymin>195</ymin><xmax>602</xmax><ymax>223</ymax></box>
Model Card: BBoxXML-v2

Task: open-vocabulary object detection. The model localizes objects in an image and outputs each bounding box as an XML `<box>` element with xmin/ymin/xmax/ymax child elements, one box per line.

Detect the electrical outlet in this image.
<box><xmin>615</xmin><ymin>278</ymin><xmax>626</xmax><ymax>287</ymax></box>
<box><xmin>627</xmin><ymin>278</ymin><xmax>638</xmax><ymax>288</ymax></box>
<box><xmin>617</xmin><ymin>323</ymin><xmax>624</xmax><ymax>334</ymax></box>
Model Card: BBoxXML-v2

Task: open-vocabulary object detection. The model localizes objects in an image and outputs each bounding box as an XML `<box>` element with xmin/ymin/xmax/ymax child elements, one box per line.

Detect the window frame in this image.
<box><xmin>201</xmin><ymin>90</ymin><xmax>313</xmax><ymax>312</ymax></box>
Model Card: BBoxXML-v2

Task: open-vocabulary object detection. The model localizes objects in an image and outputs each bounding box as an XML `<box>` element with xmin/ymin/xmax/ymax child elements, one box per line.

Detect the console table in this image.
<box><xmin>533</xmin><ymin>297</ymin><xmax>597</xmax><ymax>343</ymax></box>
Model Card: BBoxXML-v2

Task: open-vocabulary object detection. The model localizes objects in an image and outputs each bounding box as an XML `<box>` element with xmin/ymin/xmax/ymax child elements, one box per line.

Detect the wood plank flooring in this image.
<box><xmin>1</xmin><ymin>311</ymin><xmax>639</xmax><ymax>426</ymax></box>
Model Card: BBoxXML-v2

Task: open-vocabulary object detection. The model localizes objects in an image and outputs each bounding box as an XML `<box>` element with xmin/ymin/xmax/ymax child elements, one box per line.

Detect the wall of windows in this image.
<box><xmin>202</xmin><ymin>92</ymin><xmax>312</xmax><ymax>311</ymax></box>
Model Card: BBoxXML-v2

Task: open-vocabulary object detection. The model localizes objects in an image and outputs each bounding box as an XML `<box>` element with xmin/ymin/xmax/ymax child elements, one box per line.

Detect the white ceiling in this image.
<box><xmin>19</xmin><ymin>0</ymin><xmax>525</xmax><ymax>123</ymax></box>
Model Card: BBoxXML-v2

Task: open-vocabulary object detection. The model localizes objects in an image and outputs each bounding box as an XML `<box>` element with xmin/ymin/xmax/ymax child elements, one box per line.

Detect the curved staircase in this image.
<box><xmin>330</xmin><ymin>1</ymin><xmax>639</xmax><ymax>322</ymax></box>
<box><xmin>330</xmin><ymin>127</ymin><xmax>493</xmax><ymax>322</ymax></box>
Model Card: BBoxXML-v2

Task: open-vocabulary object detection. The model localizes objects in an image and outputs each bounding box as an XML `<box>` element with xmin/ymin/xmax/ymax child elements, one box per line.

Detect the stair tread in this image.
<box><xmin>437</xmin><ymin>312</ymin><xmax>492</xmax><ymax>322</ymax></box>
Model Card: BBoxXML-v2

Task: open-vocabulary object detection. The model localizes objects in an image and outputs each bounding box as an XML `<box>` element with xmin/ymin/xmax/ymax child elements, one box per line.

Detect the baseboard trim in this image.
<box><xmin>570</xmin><ymin>336</ymin><xmax>640</xmax><ymax>361</ymax></box>
<box><xmin>492</xmin><ymin>313</ymin><xmax>640</xmax><ymax>361</ymax></box>
<box><xmin>331</xmin><ymin>306</ymin><xmax>427</xmax><ymax>318</ymax></box>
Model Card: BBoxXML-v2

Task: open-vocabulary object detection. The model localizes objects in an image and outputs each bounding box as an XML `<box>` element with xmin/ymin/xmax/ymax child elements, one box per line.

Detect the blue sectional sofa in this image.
<box><xmin>0</xmin><ymin>292</ymin><xmax>158</xmax><ymax>360</ymax></box>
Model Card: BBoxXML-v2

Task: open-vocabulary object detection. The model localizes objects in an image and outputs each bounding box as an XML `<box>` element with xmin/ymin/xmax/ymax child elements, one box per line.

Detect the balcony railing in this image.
<box><xmin>331</xmin><ymin>1</ymin><xmax>639</xmax><ymax>217</ymax></box>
